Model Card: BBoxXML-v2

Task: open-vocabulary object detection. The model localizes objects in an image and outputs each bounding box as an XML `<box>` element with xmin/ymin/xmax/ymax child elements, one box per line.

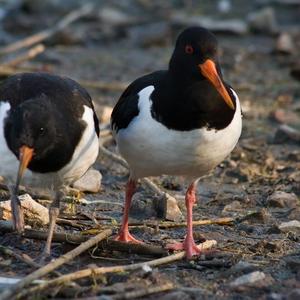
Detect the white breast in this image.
<box><xmin>116</xmin><ymin>86</ymin><xmax>242</xmax><ymax>180</ymax></box>
<box><xmin>0</xmin><ymin>102</ymin><xmax>21</xmax><ymax>181</ymax></box>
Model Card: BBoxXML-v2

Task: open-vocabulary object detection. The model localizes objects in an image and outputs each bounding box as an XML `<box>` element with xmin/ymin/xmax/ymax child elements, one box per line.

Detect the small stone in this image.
<box><xmin>230</xmin><ymin>271</ymin><xmax>266</xmax><ymax>287</ymax></box>
<box><xmin>267</xmin><ymin>191</ymin><xmax>299</xmax><ymax>208</ymax></box>
<box><xmin>98</xmin><ymin>7</ymin><xmax>133</xmax><ymax>26</ymax></box>
<box><xmin>275</xmin><ymin>32</ymin><xmax>295</xmax><ymax>54</ymax></box>
<box><xmin>155</xmin><ymin>194</ymin><xmax>182</xmax><ymax>222</ymax></box>
<box><xmin>278</xmin><ymin>220</ymin><xmax>300</xmax><ymax>233</ymax></box>
<box><xmin>171</xmin><ymin>12</ymin><xmax>248</xmax><ymax>35</ymax></box>
<box><xmin>222</xmin><ymin>201</ymin><xmax>242</xmax><ymax>215</ymax></box>
<box><xmin>287</xmin><ymin>289</ymin><xmax>300</xmax><ymax>300</ymax></box>
<box><xmin>273</xmin><ymin>125</ymin><xmax>300</xmax><ymax>144</ymax></box>
<box><xmin>288</xmin><ymin>208</ymin><xmax>300</xmax><ymax>221</ymax></box>
<box><xmin>247</xmin><ymin>7</ymin><xmax>278</xmax><ymax>34</ymax></box>
<box><xmin>217</xmin><ymin>0</ymin><xmax>231</xmax><ymax>13</ymax></box>
<box><xmin>127</xmin><ymin>22</ymin><xmax>171</xmax><ymax>47</ymax></box>
<box><xmin>269</xmin><ymin>109</ymin><xmax>299</xmax><ymax>125</ymax></box>
<box><xmin>72</xmin><ymin>169</ymin><xmax>102</xmax><ymax>193</ymax></box>
<box><xmin>160</xmin><ymin>291</ymin><xmax>191</xmax><ymax>300</ymax></box>
<box><xmin>242</xmin><ymin>208</ymin><xmax>273</xmax><ymax>224</ymax></box>
<box><xmin>227</xmin><ymin>260</ymin><xmax>258</xmax><ymax>276</ymax></box>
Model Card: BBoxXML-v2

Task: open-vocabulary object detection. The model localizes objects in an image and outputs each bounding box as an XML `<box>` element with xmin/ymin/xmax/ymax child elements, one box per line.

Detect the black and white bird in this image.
<box><xmin>111</xmin><ymin>27</ymin><xmax>242</xmax><ymax>259</ymax></box>
<box><xmin>0</xmin><ymin>72</ymin><xmax>100</xmax><ymax>256</ymax></box>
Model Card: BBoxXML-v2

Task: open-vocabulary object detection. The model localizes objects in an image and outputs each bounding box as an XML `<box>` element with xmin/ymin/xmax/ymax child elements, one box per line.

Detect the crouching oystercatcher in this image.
<box><xmin>111</xmin><ymin>27</ymin><xmax>242</xmax><ymax>259</ymax></box>
<box><xmin>0</xmin><ymin>72</ymin><xmax>100</xmax><ymax>257</ymax></box>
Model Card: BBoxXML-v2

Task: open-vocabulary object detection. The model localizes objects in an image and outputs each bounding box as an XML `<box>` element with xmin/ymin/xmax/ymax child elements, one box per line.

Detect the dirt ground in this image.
<box><xmin>0</xmin><ymin>1</ymin><xmax>299</xmax><ymax>299</ymax></box>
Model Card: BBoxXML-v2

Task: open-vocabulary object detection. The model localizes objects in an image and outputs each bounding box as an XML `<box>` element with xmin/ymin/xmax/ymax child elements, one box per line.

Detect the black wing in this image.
<box><xmin>0</xmin><ymin>72</ymin><xmax>99</xmax><ymax>136</ymax></box>
<box><xmin>111</xmin><ymin>70</ymin><xmax>166</xmax><ymax>133</ymax></box>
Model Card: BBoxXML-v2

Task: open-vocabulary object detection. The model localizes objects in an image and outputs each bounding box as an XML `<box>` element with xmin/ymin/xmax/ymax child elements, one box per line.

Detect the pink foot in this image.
<box><xmin>166</xmin><ymin>238</ymin><xmax>202</xmax><ymax>259</ymax></box>
<box><xmin>115</xmin><ymin>230</ymin><xmax>143</xmax><ymax>244</ymax></box>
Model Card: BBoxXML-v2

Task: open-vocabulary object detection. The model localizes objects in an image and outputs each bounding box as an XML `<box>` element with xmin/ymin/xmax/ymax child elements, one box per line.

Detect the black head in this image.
<box><xmin>4</xmin><ymin>95</ymin><xmax>59</xmax><ymax>189</ymax></box>
<box><xmin>169</xmin><ymin>27</ymin><xmax>234</xmax><ymax>109</ymax></box>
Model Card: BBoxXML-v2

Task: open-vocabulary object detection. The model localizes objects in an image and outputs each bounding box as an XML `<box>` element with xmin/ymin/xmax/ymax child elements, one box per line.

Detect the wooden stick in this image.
<box><xmin>102</xmin><ymin>240</ymin><xmax>168</xmax><ymax>257</ymax></box>
<box><xmin>0</xmin><ymin>245</ymin><xmax>40</xmax><ymax>269</ymax></box>
<box><xmin>139</xmin><ymin>217</ymin><xmax>235</xmax><ymax>229</ymax></box>
<box><xmin>0</xmin><ymin>229</ymin><xmax>112</xmax><ymax>300</ymax></box>
<box><xmin>15</xmin><ymin>240</ymin><xmax>217</xmax><ymax>299</ymax></box>
<box><xmin>0</xmin><ymin>245</ymin><xmax>63</xmax><ymax>277</ymax></box>
<box><xmin>0</xmin><ymin>222</ymin><xmax>168</xmax><ymax>257</ymax></box>
<box><xmin>0</xmin><ymin>66</ymin><xmax>40</xmax><ymax>77</ymax></box>
<box><xmin>112</xmin><ymin>282</ymin><xmax>174</xmax><ymax>299</ymax></box>
<box><xmin>2</xmin><ymin>44</ymin><xmax>45</xmax><ymax>67</ymax></box>
<box><xmin>0</xmin><ymin>4</ymin><xmax>93</xmax><ymax>55</ymax></box>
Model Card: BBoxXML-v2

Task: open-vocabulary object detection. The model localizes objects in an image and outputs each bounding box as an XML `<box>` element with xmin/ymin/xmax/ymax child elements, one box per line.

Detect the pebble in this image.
<box><xmin>288</xmin><ymin>208</ymin><xmax>300</xmax><ymax>221</ymax></box>
<box><xmin>171</xmin><ymin>12</ymin><xmax>248</xmax><ymax>35</ymax></box>
<box><xmin>127</xmin><ymin>22</ymin><xmax>171</xmax><ymax>47</ymax></box>
<box><xmin>160</xmin><ymin>291</ymin><xmax>191</xmax><ymax>300</ymax></box>
<box><xmin>154</xmin><ymin>194</ymin><xmax>182</xmax><ymax>222</ymax></box>
<box><xmin>221</xmin><ymin>200</ymin><xmax>242</xmax><ymax>215</ymax></box>
<box><xmin>72</xmin><ymin>169</ymin><xmax>102</xmax><ymax>193</ymax></box>
<box><xmin>273</xmin><ymin>124</ymin><xmax>300</xmax><ymax>144</ymax></box>
<box><xmin>267</xmin><ymin>191</ymin><xmax>299</xmax><ymax>208</ymax></box>
<box><xmin>275</xmin><ymin>32</ymin><xmax>295</xmax><ymax>54</ymax></box>
<box><xmin>242</xmin><ymin>208</ymin><xmax>273</xmax><ymax>224</ymax></box>
<box><xmin>247</xmin><ymin>7</ymin><xmax>278</xmax><ymax>34</ymax></box>
<box><xmin>227</xmin><ymin>260</ymin><xmax>258</xmax><ymax>276</ymax></box>
<box><xmin>269</xmin><ymin>109</ymin><xmax>299</xmax><ymax>125</ymax></box>
<box><xmin>287</xmin><ymin>289</ymin><xmax>300</xmax><ymax>300</ymax></box>
<box><xmin>98</xmin><ymin>7</ymin><xmax>134</xmax><ymax>26</ymax></box>
<box><xmin>278</xmin><ymin>220</ymin><xmax>300</xmax><ymax>233</ymax></box>
<box><xmin>229</xmin><ymin>271</ymin><xmax>266</xmax><ymax>287</ymax></box>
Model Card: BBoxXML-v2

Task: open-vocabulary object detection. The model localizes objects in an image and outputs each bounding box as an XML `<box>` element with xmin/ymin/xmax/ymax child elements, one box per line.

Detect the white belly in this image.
<box><xmin>116</xmin><ymin>86</ymin><xmax>242</xmax><ymax>179</ymax></box>
<box><xmin>0</xmin><ymin>102</ymin><xmax>21</xmax><ymax>181</ymax></box>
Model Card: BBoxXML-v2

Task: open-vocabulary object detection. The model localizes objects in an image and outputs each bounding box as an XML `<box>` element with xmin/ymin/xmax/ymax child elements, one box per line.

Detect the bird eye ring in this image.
<box><xmin>185</xmin><ymin>45</ymin><xmax>194</xmax><ymax>54</ymax></box>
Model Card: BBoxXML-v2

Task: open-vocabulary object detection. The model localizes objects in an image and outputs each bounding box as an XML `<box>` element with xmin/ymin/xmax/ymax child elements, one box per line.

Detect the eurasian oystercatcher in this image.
<box><xmin>111</xmin><ymin>27</ymin><xmax>242</xmax><ymax>259</ymax></box>
<box><xmin>0</xmin><ymin>72</ymin><xmax>100</xmax><ymax>256</ymax></box>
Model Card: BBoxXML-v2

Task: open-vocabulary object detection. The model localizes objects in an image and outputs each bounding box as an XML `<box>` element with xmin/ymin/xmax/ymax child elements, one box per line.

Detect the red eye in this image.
<box><xmin>185</xmin><ymin>45</ymin><xmax>194</xmax><ymax>54</ymax></box>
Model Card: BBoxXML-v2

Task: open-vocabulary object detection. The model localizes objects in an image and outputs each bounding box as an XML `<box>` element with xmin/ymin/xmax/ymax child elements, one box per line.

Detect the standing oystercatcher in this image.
<box><xmin>111</xmin><ymin>27</ymin><xmax>242</xmax><ymax>259</ymax></box>
<box><xmin>0</xmin><ymin>72</ymin><xmax>100</xmax><ymax>257</ymax></box>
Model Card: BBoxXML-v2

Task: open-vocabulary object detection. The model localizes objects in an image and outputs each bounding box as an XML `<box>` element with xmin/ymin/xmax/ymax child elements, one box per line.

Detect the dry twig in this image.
<box><xmin>0</xmin><ymin>222</ymin><xmax>168</xmax><ymax>257</ymax></box>
<box><xmin>0</xmin><ymin>229</ymin><xmax>112</xmax><ymax>300</ymax></box>
<box><xmin>0</xmin><ymin>245</ymin><xmax>64</xmax><ymax>277</ymax></box>
<box><xmin>2</xmin><ymin>44</ymin><xmax>45</xmax><ymax>67</ymax></box>
<box><xmin>0</xmin><ymin>4</ymin><xmax>94</xmax><ymax>55</ymax></box>
<box><xmin>0</xmin><ymin>245</ymin><xmax>40</xmax><ymax>269</ymax></box>
<box><xmin>112</xmin><ymin>282</ymin><xmax>174</xmax><ymax>299</ymax></box>
<box><xmin>15</xmin><ymin>240</ymin><xmax>217</xmax><ymax>299</ymax></box>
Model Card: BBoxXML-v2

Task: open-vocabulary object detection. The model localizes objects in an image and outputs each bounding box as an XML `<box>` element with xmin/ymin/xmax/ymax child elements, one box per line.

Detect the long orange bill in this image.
<box><xmin>199</xmin><ymin>59</ymin><xmax>235</xmax><ymax>110</ymax></box>
<box><xmin>15</xmin><ymin>145</ymin><xmax>34</xmax><ymax>193</ymax></box>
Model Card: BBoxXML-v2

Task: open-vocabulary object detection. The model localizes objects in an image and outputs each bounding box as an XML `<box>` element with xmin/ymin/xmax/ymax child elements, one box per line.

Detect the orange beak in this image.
<box><xmin>199</xmin><ymin>59</ymin><xmax>235</xmax><ymax>110</ymax></box>
<box><xmin>15</xmin><ymin>145</ymin><xmax>34</xmax><ymax>192</ymax></box>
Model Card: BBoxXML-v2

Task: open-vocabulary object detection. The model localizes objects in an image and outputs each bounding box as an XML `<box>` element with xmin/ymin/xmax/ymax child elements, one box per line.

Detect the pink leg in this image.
<box><xmin>166</xmin><ymin>181</ymin><xmax>201</xmax><ymax>259</ymax></box>
<box><xmin>115</xmin><ymin>179</ymin><xmax>143</xmax><ymax>243</ymax></box>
